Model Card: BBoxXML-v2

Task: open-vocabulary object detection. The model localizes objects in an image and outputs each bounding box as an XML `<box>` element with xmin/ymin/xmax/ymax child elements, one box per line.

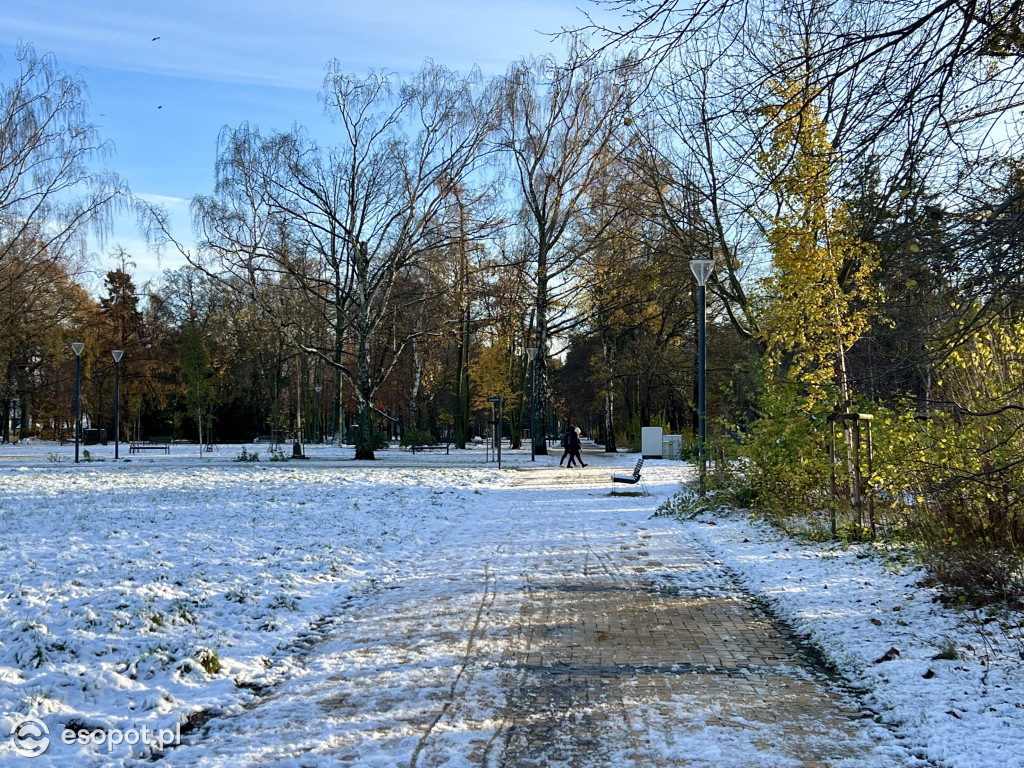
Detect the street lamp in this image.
<box><xmin>111</xmin><ymin>350</ymin><xmax>123</xmax><ymax>459</ymax></box>
<box><xmin>690</xmin><ymin>258</ymin><xmax>715</xmax><ymax>495</ymax></box>
<box><xmin>526</xmin><ymin>348</ymin><xmax>538</xmax><ymax>461</ymax></box>
<box><xmin>314</xmin><ymin>385</ymin><xmax>322</xmax><ymax>445</ymax></box>
<box><xmin>71</xmin><ymin>342</ymin><xmax>84</xmax><ymax>463</ymax></box>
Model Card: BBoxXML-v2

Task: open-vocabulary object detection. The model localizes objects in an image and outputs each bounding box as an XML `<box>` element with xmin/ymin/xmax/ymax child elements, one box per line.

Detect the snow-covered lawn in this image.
<box><xmin>0</xmin><ymin>442</ymin><xmax>509</xmax><ymax>766</ymax></box>
<box><xmin>0</xmin><ymin>441</ymin><xmax>1021</xmax><ymax>767</ymax></box>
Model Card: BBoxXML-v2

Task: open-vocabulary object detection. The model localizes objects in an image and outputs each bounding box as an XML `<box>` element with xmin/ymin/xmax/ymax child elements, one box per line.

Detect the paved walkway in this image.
<box><xmin>496</xmin><ymin>465</ymin><xmax>901</xmax><ymax>767</ymax></box>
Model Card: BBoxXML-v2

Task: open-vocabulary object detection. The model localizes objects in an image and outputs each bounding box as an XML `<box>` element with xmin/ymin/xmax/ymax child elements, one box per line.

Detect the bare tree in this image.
<box><xmin>497</xmin><ymin>43</ymin><xmax>632</xmax><ymax>454</ymax></box>
<box><xmin>0</xmin><ymin>45</ymin><xmax>127</xmax><ymax>437</ymax></box>
<box><xmin>189</xmin><ymin>62</ymin><xmax>496</xmax><ymax>459</ymax></box>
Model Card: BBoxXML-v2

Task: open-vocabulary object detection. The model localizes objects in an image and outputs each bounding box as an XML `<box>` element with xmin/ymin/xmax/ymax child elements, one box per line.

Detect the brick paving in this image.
<box><xmin>495</xmin><ymin>466</ymin><xmax>902</xmax><ymax>767</ymax></box>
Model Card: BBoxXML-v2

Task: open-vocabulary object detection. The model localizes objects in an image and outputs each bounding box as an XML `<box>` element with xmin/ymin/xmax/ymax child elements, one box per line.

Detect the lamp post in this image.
<box><xmin>111</xmin><ymin>350</ymin><xmax>123</xmax><ymax>459</ymax></box>
<box><xmin>690</xmin><ymin>258</ymin><xmax>715</xmax><ymax>495</ymax></box>
<box><xmin>71</xmin><ymin>342</ymin><xmax>84</xmax><ymax>463</ymax></box>
<box><xmin>314</xmin><ymin>385</ymin><xmax>322</xmax><ymax>445</ymax></box>
<box><xmin>526</xmin><ymin>348</ymin><xmax>538</xmax><ymax>461</ymax></box>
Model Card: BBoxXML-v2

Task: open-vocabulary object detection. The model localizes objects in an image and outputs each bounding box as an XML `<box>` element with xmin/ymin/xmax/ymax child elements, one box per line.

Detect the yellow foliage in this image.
<box><xmin>469</xmin><ymin>342</ymin><xmax>519</xmax><ymax>411</ymax></box>
<box><xmin>755</xmin><ymin>79</ymin><xmax>877</xmax><ymax>407</ymax></box>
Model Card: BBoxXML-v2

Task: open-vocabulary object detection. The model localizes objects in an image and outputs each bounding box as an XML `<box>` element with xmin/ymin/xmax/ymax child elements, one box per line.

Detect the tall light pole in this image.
<box><xmin>314</xmin><ymin>385</ymin><xmax>322</xmax><ymax>445</ymax></box>
<box><xmin>526</xmin><ymin>348</ymin><xmax>538</xmax><ymax>461</ymax></box>
<box><xmin>111</xmin><ymin>350</ymin><xmax>123</xmax><ymax>459</ymax></box>
<box><xmin>690</xmin><ymin>258</ymin><xmax>715</xmax><ymax>495</ymax></box>
<box><xmin>71</xmin><ymin>342</ymin><xmax>84</xmax><ymax>463</ymax></box>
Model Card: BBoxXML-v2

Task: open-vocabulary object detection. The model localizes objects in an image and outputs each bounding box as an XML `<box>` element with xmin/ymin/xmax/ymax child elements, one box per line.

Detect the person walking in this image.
<box><xmin>559</xmin><ymin>425</ymin><xmax>575</xmax><ymax>467</ymax></box>
<box><xmin>568</xmin><ymin>426</ymin><xmax>587</xmax><ymax>468</ymax></box>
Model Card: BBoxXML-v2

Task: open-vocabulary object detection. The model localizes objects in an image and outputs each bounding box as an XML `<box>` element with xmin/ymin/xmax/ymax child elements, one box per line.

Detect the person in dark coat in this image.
<box><xmin>559</xmin><ymin>425</ymin><xmax>575</xmax><ymax>467</ymax></box>
<box><xmin>567</xmin><ymin>426</ymin><xmax>587</xmax><ymax>468</ymax></box>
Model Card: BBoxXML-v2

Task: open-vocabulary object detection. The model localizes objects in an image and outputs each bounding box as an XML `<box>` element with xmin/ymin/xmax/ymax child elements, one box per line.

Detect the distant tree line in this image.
<box><xmin>3</xmin><ymin>0</ymin><xmax>1024</xmax><ymax>596</ymax></box>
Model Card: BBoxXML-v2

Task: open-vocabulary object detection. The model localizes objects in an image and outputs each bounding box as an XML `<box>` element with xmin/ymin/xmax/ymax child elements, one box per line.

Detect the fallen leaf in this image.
<box><xmin>875</xmin><ymin>646</ymin><xmax>901</xmax><ymax>663</ymax></box>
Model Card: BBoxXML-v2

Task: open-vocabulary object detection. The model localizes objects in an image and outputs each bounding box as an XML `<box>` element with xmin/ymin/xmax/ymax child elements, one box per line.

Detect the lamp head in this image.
<box><xmin>689</xmin><ymin>259</ymin><xmax>716</xmax><ymax>287</ymax></box>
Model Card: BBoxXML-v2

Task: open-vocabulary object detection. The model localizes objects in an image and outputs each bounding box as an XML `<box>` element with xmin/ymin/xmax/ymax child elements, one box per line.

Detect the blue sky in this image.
<box><xmin>0</xmin><ymin>0</ymin><xmax>616</xmax><ymax>287</ymax></box>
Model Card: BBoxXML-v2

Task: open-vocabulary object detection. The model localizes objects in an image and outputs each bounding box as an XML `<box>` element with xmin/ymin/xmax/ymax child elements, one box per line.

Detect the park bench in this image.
<box><xmin>410</xmin><ymin>443</ymin><xmax>450</xmax><ymax>454</ymax></box>
<box><xmin>130</xmin><ymin>436</ymin><xmax>171</xmax><ymax>455</ymax></box>
<box><xmin>612</xmin><ymin>457</ymin><xmax>647</xmax><ymax>495</ymax></box>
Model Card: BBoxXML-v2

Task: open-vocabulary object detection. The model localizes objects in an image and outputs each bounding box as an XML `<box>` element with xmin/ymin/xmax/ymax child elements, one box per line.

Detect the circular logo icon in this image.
<box><xmin>9</xmin><ymin>717</ymin><xmax>50</xmax><ymax>758</ymax></box>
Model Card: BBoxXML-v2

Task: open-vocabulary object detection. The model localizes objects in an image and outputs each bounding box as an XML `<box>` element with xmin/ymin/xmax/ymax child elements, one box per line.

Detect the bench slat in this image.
<box><xmin>410</xmin><ymin>444</ymin><xmax>450</xmax><ymax>454</ymax></box>
<box><xmin>611</xmin><ymin>457</ymin><xmax>644</xmax><ymax>483</ymax></box>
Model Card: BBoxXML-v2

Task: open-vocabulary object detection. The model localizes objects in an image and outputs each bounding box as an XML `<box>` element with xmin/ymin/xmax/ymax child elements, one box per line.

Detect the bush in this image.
<box><xmin>233</xmin><ymin>447</ymin><xmax>259</xmax><ymax>462</ymax></box>
<box><xmin>400</xmin><ymin>428</ymin><xmax>435</xmax><ymax>448</ymax></box>
<box><xmin>872</xmin><ymin>405</ymin><xmax>1024</xmax><ymax>601</ymax></box>
<box><xmin>740</xmin><ymin>387</ymin><xmax>831</xmax><ymax>520</ymax></box>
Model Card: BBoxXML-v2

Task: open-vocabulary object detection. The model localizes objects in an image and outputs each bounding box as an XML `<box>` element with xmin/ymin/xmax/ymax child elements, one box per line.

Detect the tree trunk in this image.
<box><xmin>533</xmin><ymin>248</ymin><xmax>549</xmax><ymax>456</ymax></box>
<box><xmin>333</xmin><ymin>363</ymin><xmax>343</xmax><ymax>447</ymax></box>
<box><xmin>354</xmin><ymin>332</ymin><xmax>375</xmax><ymax>460</ymax></box>
<box><xmin>195</xmin><ymin>382</ymin><xmax>204</xmax><ymax>458</ymax></box>
<box><xmin>603</xmin><ymin>338</ymin><xmax>617</xmax><ymax>453</ymax></box>
<box><xmin>453</xmin><ymin>304</ymin><xmax>470</xmax><ymax>449</ymax></box>
<box><xmin>411</xmin><ymin>333</ymin><xmax>422</xmax><ymax>431</ymax></box>
<box><xmin>512</xmin><ymin>354</ymin><xmax>527</xmax><ymax>451</ymax></box>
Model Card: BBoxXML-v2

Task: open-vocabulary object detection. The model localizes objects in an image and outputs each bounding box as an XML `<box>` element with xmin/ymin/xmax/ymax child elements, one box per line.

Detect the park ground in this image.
<box><xmin>0</xmin><ymin>441</ymin><xmax>1021</xmax><ymax>767</ymax></box>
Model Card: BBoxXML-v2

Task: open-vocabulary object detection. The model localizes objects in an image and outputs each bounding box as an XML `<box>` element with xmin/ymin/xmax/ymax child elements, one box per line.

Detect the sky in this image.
<box><xmin>0</xmin><ymin>0</ymin><xmax>621</xmax><ymax>289</ymax></box>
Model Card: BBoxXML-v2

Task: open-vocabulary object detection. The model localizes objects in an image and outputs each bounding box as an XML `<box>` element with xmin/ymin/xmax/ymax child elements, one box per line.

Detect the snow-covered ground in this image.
<box><xmin>0</xmin><ymin>440</ymin><xmax>1020</xmax><ymax>767</ymax></box>
<box><xmin>679</xmin><ymin>513</ymin><xmax>1024</xmax><ymax>767</ymax></box>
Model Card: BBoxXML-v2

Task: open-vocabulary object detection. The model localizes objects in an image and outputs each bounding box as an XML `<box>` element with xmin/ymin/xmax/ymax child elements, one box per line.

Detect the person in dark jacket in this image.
<box><xmin>567</xmin><ymin>426</ymin><xmax>587</xmax><ymax>468</ymax></box>
<box><xmin>559</xmin><ymin>426</ymin><xmax>574</xmax><ymax>467</ymax></box>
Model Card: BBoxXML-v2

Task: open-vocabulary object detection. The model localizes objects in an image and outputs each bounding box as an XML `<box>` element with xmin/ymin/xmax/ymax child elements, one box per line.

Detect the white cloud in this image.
<box><xmin>135</xmin><ymin>192</ymin><xmax>190</xmax><ymax>207</ymax></box>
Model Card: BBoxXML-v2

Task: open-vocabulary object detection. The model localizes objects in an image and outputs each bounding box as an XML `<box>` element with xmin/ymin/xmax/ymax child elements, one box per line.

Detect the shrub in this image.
<box><xmin>400</xmin><ymin>428</ymin><xmax>435</xmax><ymax>448</ymax></box>
<box><xmin>740</xmin><ymin>387</ymin><xmax>831</xmax><ymax>520</ymax></box>
<box><xmin>872</xmin><ymin>404</ymin><xmax>1024</xmax><ymax>602</ymax></box>
<box><xmin>233</xmin><ymin>447</ymin><xmax>259</xmax><ymax>462</ymax></box>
